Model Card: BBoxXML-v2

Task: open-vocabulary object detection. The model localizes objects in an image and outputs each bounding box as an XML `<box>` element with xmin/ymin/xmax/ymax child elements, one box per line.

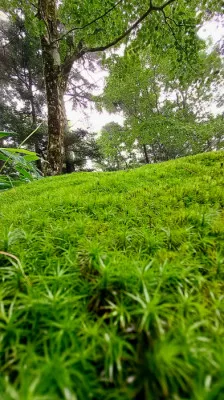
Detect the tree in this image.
<box><xmin>97</xmin><ymin>122</ymin><xmax>135</xmax><ymax>170</ymax></box>
<box><xmin>0</xmin><ymin>16</ymin><xmax>47</xmax><ymax>169</ymax></box>
<box><xmin>2</xmin><ymin>0</ymin><xmax>222</xmax><ymax>174</ymax></box>
<box><xmin>64</xmin><ymin>129</ymin><xmax>100</xmax><ymax>172</ymax></box>
<box><xmin>98</xmin><ymin>38</ymin><xmax>223</xmax><ymax>164</ymax></box>
<box><xmin>36</xmin><ymin>0</ymin><xmax>184</xmax><ymax>174</ymax></box>
<box><xmin>0</xmin><ymin>15</ymin><xmax>100</xmax><ymax>171</ymax></box>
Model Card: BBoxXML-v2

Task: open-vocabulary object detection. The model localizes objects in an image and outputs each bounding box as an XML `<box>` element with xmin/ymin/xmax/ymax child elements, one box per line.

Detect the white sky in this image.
<box><xmin>198</xmin><ymin>18</ymin><xmax>224</xmax><ymax>44</ymax></box>
<box><xmin>66</xmin><ymin>19</ymin><xmax>224</xmax><ymax>133</ymax></box>
<box><xmin>65</xmin><ymin>66</ymin><xmax>124</xmax><ymax>133</ymax></box>
<box><xmin>198</xmin><ymin>19</ymin><xmax>224</xmax><ymax>116</ymax></box>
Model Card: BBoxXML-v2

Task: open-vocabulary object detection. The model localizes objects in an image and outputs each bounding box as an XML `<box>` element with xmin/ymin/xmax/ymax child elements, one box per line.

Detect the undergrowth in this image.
<box><xmin>0</xmin><ymin>151</ymin><xmax>224</xmax><ymax>399</ymax></box>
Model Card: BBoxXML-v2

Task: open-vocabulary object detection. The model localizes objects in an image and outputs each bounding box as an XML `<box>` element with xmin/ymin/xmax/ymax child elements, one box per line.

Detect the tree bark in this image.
<box><xmin>38</xmin><ymin>0</ymin><xmax>65</xmax><ymax>175</ymax></box>
<box><xmin>28</xmin><ymin>69</ymin><xmax>43</xmax><ymax>171</ymax></box>
<box><xmin>143</xmin><ymin>144</ymin><xmax>150</xmax><ymax>164</ymax></box>
<box><xmin>65</xmin><ymin>159</ymin><xmax>75</xmax><ymax>173</ymax></box>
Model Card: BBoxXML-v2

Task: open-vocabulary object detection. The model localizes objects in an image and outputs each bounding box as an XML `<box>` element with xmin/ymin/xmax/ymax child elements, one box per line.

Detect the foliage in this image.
<box><xmin>0</xmin><ymin>131</ymin><xmax>42</xmax><ymax>190</ymax></box>
<box><xmin>0</xmin><ymin>15</ymin><xmax>99</xmax><ymax>174</ymax></box>
<box><xmin>97</xmin><ymin>46</ymin><xmax>223</xmax><ymax>165</ymax></box>
<box><xmin>0</xmin><ymin>16</ymin><xmax>45</xmax><ymax>115</ymax></box>
<box><xmin>64</xmin><ymin>129</ymin><xmax>101</xmax><ymax>172</ymax></box>
<box><xmin>0</xmin><ymin>15</ymin><xmax>48</xmax><ymax>171</ymax></box>
<box><xmin>2</xmin><ymin>0</ymin><xmax>223</xmax><ymax>173</ymax></box>
<box><xmin>97</xmin><ymin>122</ymin><xmax>136</xmax><ymax>170</ymax></box>
<box><xmin>0</xmin><ymin>151</ymin><xmax>224</xmax><ymax>398</ymax></box>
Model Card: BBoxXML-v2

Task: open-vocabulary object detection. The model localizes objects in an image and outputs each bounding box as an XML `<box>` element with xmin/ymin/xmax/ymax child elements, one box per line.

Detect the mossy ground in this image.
<box><xmin>0</xmin><ymin>151</ymin><xmax>224</xmax><ymax>400</ymax></box>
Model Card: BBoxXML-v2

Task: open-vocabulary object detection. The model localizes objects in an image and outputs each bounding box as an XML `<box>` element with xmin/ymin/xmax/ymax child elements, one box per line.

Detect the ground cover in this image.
<box><xmin>0</xmin><ymin>151</ymin><xmax>224</xmax><ymax>399</ymax></box>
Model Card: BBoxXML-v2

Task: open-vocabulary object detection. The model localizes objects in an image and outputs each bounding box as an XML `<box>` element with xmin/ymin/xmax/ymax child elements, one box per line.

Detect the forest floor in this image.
<box><xmin>0</xmin><ymin>151</ymin><xmax>224</xmax><ymax>400</ymax></box>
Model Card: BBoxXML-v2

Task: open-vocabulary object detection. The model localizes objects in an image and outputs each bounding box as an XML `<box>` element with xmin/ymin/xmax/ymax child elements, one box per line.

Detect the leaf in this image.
<box><xmin>0</xmin><ymin>182</ymin><xmax>12</xmax><ymax>189</ymax></box>
<box><xmin>23</xmin><ymin>154</ymin><xmax>40</xmax><ymax>161</ymax></box>
<box><xmin>19</xmin><ymin>123</ymin><xmax>43</xmax><ymax>147</ymax></box>
<box><xmin>15</xmin><ymin>167</ymin><xmax>34</xmax><ymax>181</ymax></box>
<box><xmin>0</xmin><ymin>153</ymin><xmax>8</xmax><ymax>161</ymax></box>
<box><xmin>0</xmin><ymin>131</ymin><xmax>15</xmax><ymax>138</ymax></box>
<box><xmin>0</xmin><ymin>148</ymin><xmax>37</xmax><ymax>155</ymax></box>
<box><xmin>0</xmin><ymin>149</ymin><xmax>23</xmax><ymax>161</ymax></box>
<box><xmin>0</xmin><ymin>175</ymin><xmax>13</xmax><ymax>189</ymax></box>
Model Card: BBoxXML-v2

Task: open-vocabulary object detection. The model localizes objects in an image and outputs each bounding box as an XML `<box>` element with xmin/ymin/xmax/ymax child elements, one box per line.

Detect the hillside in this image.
<box><xmin>0</xmin><ymin>151</ymin><xmax>224</xmax><ymax>400</ymax></box>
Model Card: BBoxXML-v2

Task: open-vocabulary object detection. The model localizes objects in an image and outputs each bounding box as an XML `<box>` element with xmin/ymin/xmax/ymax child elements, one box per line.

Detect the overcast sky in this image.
<box><xmin>65</xmin><ymin>66</ymin><xmax>124</xmax><ymax>133</ymax></box>
<box><xmin>66</xmin><ymin>19</ymin><xmax>224</xmax><ymax>133</ymax></box>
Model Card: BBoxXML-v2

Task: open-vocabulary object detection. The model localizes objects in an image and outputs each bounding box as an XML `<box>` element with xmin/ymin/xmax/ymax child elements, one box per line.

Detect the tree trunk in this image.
<box><xmin>44</xmin><ymin>50</ymin><xmax>65</xmax><ymax>175</ymax></box>
<box><xmin>38</xmin><ymin>0</ymin><xmax>65</xmax><ymax>175</ymax></box>
<box><xmin>65</xmin><ymin>159</ymin><xmax>75</xmax><ymax>173</ymax></box>
<box><xmin>143</xmin><ymin>144</ymin><xmax>150</xmax><ymax>164</ymax></box>
<box><xmin>28</xmin><ymin>69</ymin><xmax>43</xmax><ymax>171</ymax></box>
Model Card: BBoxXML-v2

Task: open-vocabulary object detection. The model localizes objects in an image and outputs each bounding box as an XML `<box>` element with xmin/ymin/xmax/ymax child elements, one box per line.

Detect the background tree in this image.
<box><xmin>97</xmin><ymin>39</ymin><xmax>223</xmax><ymax>165</ymax></box>
<box><xmin>0</xmin><ymin>15</ymin><xmax>100</xmax><ymax>172</ymax></box>
<box><xmin>97</xmin><ymin>122</ymin><xmax>137</xmax><ymax>170</ymax></box>
<box><xmin>64</xmin><ymin>129</ymin><xmax>101</xmax><ymax>173</ymax></box>
<box><xmin>0</xmin><ymin>16</ymin><xmax>46</xmax><ymax>168</ymax></box>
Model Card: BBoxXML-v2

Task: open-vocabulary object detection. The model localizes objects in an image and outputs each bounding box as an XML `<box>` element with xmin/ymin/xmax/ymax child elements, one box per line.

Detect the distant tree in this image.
<box><xmin>0</xmin><ymin>16</ymin><xmax>47</xmax><ymax>169</ymax></box>
<box><xmin>64</xmin><ymin>129</ymin><xmax>101</xmax><ymax>172</ymax></box>
<box><xmin>97</xmin><ymin>122</ymin><xmax>138</xmax><ymax>170</ymax></box>
<box><xmin>98</xmin><ymin>42</ymin><xmax>223</xmax><ymax>164</ymax></box>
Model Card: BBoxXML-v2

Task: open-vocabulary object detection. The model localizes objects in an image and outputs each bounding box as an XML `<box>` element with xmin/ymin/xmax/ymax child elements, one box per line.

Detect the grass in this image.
<box><xmin>0</xmin><ymin>150</ymin><xmax>224</xmax><ymax>400</ymax></box>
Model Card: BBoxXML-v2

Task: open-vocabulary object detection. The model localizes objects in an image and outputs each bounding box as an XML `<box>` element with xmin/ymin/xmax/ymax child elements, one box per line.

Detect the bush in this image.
<box><xmin>0</xmin><ymin>130</ymin><xmax>42</xmax><ymax>191</ymax></box>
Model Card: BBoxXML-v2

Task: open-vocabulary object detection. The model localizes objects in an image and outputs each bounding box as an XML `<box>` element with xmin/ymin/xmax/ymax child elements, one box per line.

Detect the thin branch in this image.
<box><xmin>62</xmin><ymin>0</ymin><xmax>176</xmax><ymax>78</ymax></box>
<box><xmin>161</xmin><ymin>9</ymin><xmax>180</xmax><ymax>47</ymax></box>
<box><xmin>13</xmin><ymin>72</ymin><xmax>29</xmax><ymax>89</ymax></box>
<box><xmin>54</xmin><ymin>0</ymin><xmax>124</xmax><ymax>44</ymax></box>
<box><xmin>161</xmin><ymin>8</ymin><xmax>198</xmax><ymax>75</ymax></box>
<box><xmin>165</xmin><ymin>15</ymin><xmax>195</xmax><ymax>27</ymax></box>
<box><xmin>80</xmin><ymin>0</ymin><xmax>177</xmax><ymax>55</ymax></box>
<box><xmin>29</xmin><ymin>1</ymin><xmax>38</xmax><ymax>10</ymax></box>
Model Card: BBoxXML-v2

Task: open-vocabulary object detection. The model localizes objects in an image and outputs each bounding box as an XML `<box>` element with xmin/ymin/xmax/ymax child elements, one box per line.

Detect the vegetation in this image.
<box><xmin>0</xmin><ymin>151</ymin><xmax>224</xmax><ymax>399</ymax></box>
<box><xmin>0</xmin><ymin>130</ymin><xmax>42</xmax><ymax>190</ymax></box>
<box><xmin>0</xmin><ymin>2</ymin><xmax>224</xmax><ymax>396</ymax></box>
<box><xmin>1</xmin><ymin>0</ymin><xmax>223</xmax><ymax>173</ymax></box>
<box><xmin>96</xmin><ymin>43</ymin><xmax>223</xmax><ymax>167</ymax></box>
<box><xmin>0</xmin><ymin>13</ymin><xmax>99</xmax><ymax>174</ymax></box>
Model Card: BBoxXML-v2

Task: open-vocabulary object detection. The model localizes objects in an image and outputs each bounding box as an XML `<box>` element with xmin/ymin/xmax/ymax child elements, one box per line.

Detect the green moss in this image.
<box><xmin>0</xmin><ymin>151</ymin><xmax>224</xmax><ymax>399</ymax></box>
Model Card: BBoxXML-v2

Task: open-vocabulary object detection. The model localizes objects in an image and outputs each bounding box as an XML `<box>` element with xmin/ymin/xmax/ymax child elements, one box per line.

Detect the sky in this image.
<box><xmin>198</xmin><ymin>18</ymin><xmax>224</xmax><ymax>45</ymax></box>
<box><xmin>66</xmin><ymin>19</ymin><xmax>224</xmax><ymax>133</ymax></box>
<box><xmin>65</xmin><ymin>67</ymin><xmax>124</xmax><ymax>133</ymax></box>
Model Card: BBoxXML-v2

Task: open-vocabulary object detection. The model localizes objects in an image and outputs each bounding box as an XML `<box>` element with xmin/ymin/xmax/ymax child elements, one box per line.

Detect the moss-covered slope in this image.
<box><xmin>0</xmin><ymin>151</ymin><xmax>224</xmax><ymax>400</ymax></box>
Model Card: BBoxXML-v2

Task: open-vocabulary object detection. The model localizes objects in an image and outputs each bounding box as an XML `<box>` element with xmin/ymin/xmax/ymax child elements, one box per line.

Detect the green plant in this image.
<box><xmin>0</xmin><ymin>128</ymin><xmax>42</xmax><ymax>191</ymax></box>
<box><xmin>0</xmin><ymin>151</ymin><xmax>224</xmax><ymax>399</ymax></box>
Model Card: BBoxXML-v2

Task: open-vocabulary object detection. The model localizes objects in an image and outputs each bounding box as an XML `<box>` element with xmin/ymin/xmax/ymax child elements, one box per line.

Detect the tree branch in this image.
<box><xmin>79</xmin><ymin>0</ymin><xmax>177</xmax><ymax>54</ymax></box>
<box><xmin>164</xmin><ymin>15</ymin><xmax>195</xmax><ymax>27</ymax></box>
<box><xmin>62</xmin><ymin>0</ymin><xmax>177</xmax><ymax>79</ymax></box>
<box><xmin>54</xmin><ymin>0</ymin><xmax>124</xmax><ymax>44</ymax></box>
<box><xmin>161</xmin><ymin>9</ymin><xmax>180</xmax><ymax>47</ymax></box>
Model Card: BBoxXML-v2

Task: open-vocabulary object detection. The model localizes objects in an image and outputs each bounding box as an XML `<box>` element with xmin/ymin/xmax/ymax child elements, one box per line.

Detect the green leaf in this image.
<box><xmin>0</xmin><ymin>182</ymin><xmax>12</xmax><ymax>189</ymax></box>
<box><xmin>0</xmin><ymin>175</ymin><xmax>13</xmax><ymax>189</ymax></box>
<box><xmin>0</xmin><ymin>153</ymin><xmax>8</xmax><ymax>161</ymax></box>
<box><xmin>0</xmin><ymin>148</ymin><xmax>37</xmax><ymax>155</ymax></box>
<box><xmin>15</xmin><ymin>166</ymin><xmax>34</xmax><ymax>181</ymax></box>
<box><xmin>23</xmin><ymin>154</ymin><xmax>40</xmax><ymax>161</ymax></box>
<box><xmin>0</xmin><ymin>131</ymin><xmax>15</xmax><ymax>138</ymax></box>
<box><xmin>0</xmin><ymin>149</ymin><xmax>23</xmax><ymax>161</ymax></box>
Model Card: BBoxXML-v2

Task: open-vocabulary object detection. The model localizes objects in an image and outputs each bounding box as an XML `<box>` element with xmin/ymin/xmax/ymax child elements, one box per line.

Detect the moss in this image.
<box><xmin>0</xmin><ymin>151</ymin><xmax>224</xmax><ymax>399</ymax></box>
